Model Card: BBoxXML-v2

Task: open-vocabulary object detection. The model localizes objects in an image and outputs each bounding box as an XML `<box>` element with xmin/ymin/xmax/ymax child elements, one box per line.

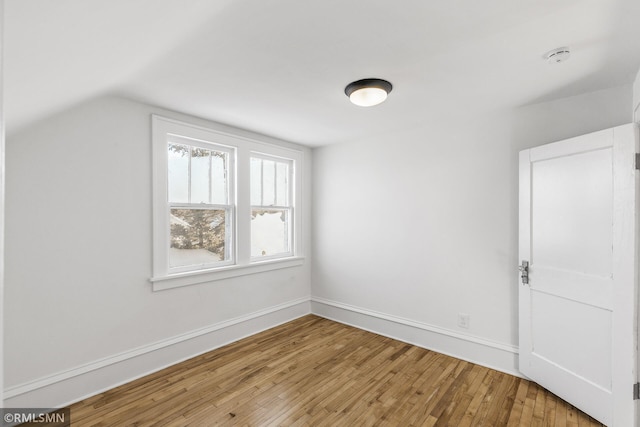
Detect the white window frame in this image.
<box><xmin>250</xmin><ymin>152</ymin><xmax>294</xmax><ymax>261</ymax></box>
<box><xmin>166</xmin><ymin>134</ymin><xmax>236</xmax><ymax>273</ymax></box>
<box><xmin>151</xmin><ymin>115</ymin><xmax>304</xmax><ymax>291</ymax></box>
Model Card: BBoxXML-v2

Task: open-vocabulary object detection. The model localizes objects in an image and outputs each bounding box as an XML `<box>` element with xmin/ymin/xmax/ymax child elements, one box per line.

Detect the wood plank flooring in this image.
<box><xmin>63</xmin><ymin>315</ymin><xmax>604</xmax><ymax>426</ymax></box>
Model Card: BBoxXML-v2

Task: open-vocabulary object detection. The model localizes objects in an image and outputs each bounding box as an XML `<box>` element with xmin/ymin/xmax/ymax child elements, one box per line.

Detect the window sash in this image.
<box><xmin>250</xmin><ymin>153</ymin><xmax>294</xmax><ymax>262</ymax></box>
<box><xmin>168</xmin><ymin>204</ymin><xmax>235</xmax><ymax>273</ymax></box>
<box><xmin>250</xmin><ymin>207</ymin><xmax>293</xmax><ymax>260</ymax></box>
<box><xmin>164</xmin><ymin>136</ymin><xmax>236</xmax><ymax>274</ymax></box>
<box><xmin>250</xmin><ymin>153</ymin><xmax>292</xmax><ymax>208</ymax></box>
<box><xmin>167</xmin><ymin>136</ymin><xmax>233</xmax><ymax>206</ymax></box>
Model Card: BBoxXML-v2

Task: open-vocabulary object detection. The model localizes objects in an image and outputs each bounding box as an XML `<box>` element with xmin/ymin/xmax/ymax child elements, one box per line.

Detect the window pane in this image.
<box><xmin>168</xmin><ymin>144</ymin><xmax>189</xmax><ymax>203</ymax></box>
<box><xmin>191</xmin><ymin>148</ymin><xmax>210</xmax><ymax>203</ymax></box>
<box><xmin>211</xmin><ymin>152</ymin><xmax>228</xmax><ymax>205</ymax></box>
<box><xmin>170</xmin><ymin>208</ymin><xmax>227</xmax><ymax>268</ymax></box>
<box><xmin>251</xmin><ymin>209</ymin><xmax>290</xmax><ymax>257</ymax></box>
<box><xmin>262</xmin><ymin>160</ymin><xmax>275</xmax><ymax>206</ymax></box>
<box><xmin>275</xmin><ymin>161</ymin><xmax>289</xmax><ymax>206</ymax></box>
<box><xmin>250</xmin><ymin>157</ymin><xmax>262</xmax><ymax>205</ymax></box>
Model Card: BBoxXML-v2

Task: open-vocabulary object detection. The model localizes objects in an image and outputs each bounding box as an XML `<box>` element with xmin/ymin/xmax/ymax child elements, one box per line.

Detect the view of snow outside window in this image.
<box><xmin>168</xmin><ymin>143</ymin><xmax>230</xmax><ymax>268</ymax></box>
<box><xmin>250</xmin><ymin>156</ymin><xmax>292</xmax><ymax>258</ymax></box>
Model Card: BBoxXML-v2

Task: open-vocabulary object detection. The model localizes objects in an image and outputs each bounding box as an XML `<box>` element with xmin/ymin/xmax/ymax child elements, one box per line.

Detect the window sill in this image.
<box><xmin>150</xmin><ymin>256</ymin><xmax>305</xmax><ymax>291</ymax></box>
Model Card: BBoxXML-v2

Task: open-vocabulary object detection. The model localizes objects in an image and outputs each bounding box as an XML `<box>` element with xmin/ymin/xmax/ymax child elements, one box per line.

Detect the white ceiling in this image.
<box><xmin>6</xmin><ymin>0</ymin><xmax>640</xmax><ymax>146</ymax></box>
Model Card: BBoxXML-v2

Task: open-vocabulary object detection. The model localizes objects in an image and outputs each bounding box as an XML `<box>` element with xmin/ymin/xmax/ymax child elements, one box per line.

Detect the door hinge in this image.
<box><xmin>518</xmin><ymin>260</ymin><xmax>529</xmax><ymax>285</ymax></box>
<box><xmin>636</xmin><ymin>153</ymin><xmax>640</xmax><ymax>170</ymax></box>
<box><xmin>634</xmin><ymin>382</ymin><xmax>640</xmax><ymax>400</ymax></box>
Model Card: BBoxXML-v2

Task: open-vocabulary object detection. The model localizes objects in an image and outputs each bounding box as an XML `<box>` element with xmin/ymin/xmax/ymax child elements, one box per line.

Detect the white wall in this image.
<box><xmin>3</xmin><ymin>95</ymin><xmax>312</xmax><ymax>407</ymax></box>
<box><xmin>635</xmin><ymin>66</ymin><xmax>640</xmax><ymax>427</ymax></box>
<box><xmin>513</xmin><ymin>85</ymin><xmax>633</xmax><ymax>147</ymax></box>
<box><xmin>634</xmin><ymin>68</ymin><xmax>640</xmax><ymax>122</ymax></box>
<box><xmin>311</xmin><ymin>84</ymin><xmax>632</xmax><ymax>374</ymax></box>
<box><xmin>0</xmin><ymin>0</ymin><xmax>5</xmax><ymax>406</ymax></box>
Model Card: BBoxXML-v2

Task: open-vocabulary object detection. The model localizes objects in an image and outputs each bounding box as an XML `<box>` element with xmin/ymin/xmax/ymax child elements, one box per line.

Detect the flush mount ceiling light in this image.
<box><xmin>544</xmin><ymin>47</ymin><xmax>571</xmax><ymax>64</ymax></box>
<box><xmin>345</xmin><ymin>78</ymin><xmax>393</xmax><ymax>107</ymax></box>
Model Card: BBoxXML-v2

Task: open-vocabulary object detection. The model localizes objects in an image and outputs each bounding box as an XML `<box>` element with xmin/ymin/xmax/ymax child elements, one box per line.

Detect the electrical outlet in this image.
<box><xmin>458</xmin><ymin>313</ymin><xmax>470</xmax><ymax>329</ymax></box>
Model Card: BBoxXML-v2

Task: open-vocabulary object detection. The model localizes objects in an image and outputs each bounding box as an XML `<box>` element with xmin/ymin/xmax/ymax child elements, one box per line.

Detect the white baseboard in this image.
<box><xmin>3</xmin><ymin>295</ymin><xmax>523</xmax><ymax>409</ymax></box>
<box><xmin>311</xmin><ymin>297</ymin><xmax>522</xmax><ymax>378</ymax></box>
<box><xmin>3</xmin><ymin>297</ymin><xmax>311</xmax><ymax>408</ymax></box>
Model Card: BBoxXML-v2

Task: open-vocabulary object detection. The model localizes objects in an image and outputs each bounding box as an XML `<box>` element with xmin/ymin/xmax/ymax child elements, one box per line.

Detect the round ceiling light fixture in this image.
<box><xmin>345</xmin><ymin>78</ymin><xmax>393</xmax><ymax>107</ymax></box>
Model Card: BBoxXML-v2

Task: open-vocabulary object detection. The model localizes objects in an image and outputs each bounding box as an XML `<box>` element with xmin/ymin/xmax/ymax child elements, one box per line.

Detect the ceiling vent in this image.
<box><xmin>544</xmin><ymin>47</ymin><xmax>571</xmax><ymax>64</ymax></box>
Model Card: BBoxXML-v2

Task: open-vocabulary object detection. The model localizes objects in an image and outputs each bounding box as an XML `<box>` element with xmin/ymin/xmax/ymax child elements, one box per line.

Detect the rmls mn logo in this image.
<box><xmin>2</xmin><ymin>408</ymin><xmax>70</xmax><ymax>427</ymax></box>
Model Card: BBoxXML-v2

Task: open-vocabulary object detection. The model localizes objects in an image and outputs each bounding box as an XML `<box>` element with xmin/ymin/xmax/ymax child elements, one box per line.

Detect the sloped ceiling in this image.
<box><xmin>6</xmin><ymin>0</ymin><xmax>640</xmax><ymax>145</ymax></box>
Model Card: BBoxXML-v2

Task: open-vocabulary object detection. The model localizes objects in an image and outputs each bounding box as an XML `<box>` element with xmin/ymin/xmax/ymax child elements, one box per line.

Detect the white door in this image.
<box><xmin>519</xmin><ymin>124</ymin><xmax>638</xmax><ymax>426</ymax></box>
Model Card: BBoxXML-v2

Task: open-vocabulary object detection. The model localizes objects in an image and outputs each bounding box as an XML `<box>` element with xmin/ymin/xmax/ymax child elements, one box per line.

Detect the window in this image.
<box><xmin>151</xmin><ymin>116</ymin><xmax>304</xmax><ymax>290</ymax></box>
<box><xmin>167</xmin><ymin>139</ymin><xmax>234</xmax><ymax>271</ymax></box>
<box><xmin>250</xmin><ymin>155</ymin><xmax>293</xmax><ymax>260</ymax></box>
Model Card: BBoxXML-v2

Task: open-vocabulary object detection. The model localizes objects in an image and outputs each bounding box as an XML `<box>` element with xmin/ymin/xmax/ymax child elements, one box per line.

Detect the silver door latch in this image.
<box><xmin>519</xmin><ymin>260</ymin><xmax>529</xmax><ymax>285</ymax></box>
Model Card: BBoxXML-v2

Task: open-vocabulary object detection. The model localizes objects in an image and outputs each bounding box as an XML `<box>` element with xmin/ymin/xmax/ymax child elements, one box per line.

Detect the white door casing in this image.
<box><xmin>519</xmin><ymin>124</ymin><xmax>638</xmax><ymax>426</ymax></box>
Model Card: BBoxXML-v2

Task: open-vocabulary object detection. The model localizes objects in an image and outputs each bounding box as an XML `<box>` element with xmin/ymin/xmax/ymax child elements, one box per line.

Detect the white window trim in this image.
<box><xmin>151</xmin><ymin>115</ymin><xmax>304</xmax><ymax>291</ymax></box>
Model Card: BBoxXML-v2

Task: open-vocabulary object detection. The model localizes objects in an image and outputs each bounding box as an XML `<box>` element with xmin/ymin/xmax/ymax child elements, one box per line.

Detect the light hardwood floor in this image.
<box><xmin>64</xmin><ymin>315</ymin><xmax>604</xmax><ymax>426</ymax></box>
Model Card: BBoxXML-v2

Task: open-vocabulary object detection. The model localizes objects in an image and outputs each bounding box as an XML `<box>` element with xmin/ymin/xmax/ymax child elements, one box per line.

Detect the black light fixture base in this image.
<box><xmin>344</xmin><ymin>78</ymin><xmax>393</xmax><ymax>97</ymax></box>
